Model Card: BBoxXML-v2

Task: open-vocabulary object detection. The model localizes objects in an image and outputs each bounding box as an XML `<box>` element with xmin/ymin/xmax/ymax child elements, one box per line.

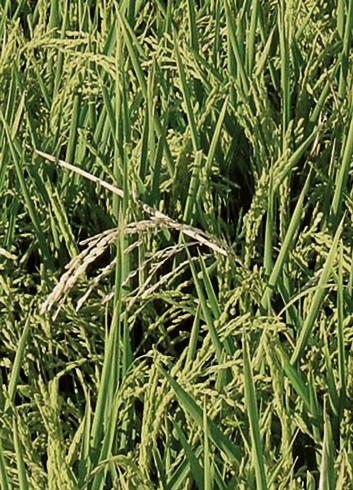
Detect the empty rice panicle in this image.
<box><xmin>102</xmin><ymin>243</ymin><xmax>199</xmax><ymax>308</ymax></box>
<box><xmin>41</xmin><ymin>220</ymin><xmax>161</xmax><ymax>317</ymax></box>
<box><xmin>41</xmin><ymin>215</ymin><xmax>230</xmax><ymax>318</ymax></box>
<box><xmin>33</xmin><ymin>148</ymin><xmax>231</xmax><ymax>257</ymax></box>
<box><xmin>40</xmin><ymin>227</ymin><xmax>120</xmax><ymax>317</ymax></box>
<box><xmin>124</xmin><ymin>254</ymin><xmax>202</xmax><ymax>312</ymax></box>
<box><xmin>34</xmin><ymin>148</ymin><xmax>238</xmax><ymax>317</ymax></box>
<box><xmin>75</xmin><ymin>239</ymin><xmax>142</xmax><ymax>312</ymax></box>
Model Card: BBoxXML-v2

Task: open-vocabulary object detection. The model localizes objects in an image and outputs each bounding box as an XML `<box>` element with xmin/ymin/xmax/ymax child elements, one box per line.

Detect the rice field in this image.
<box><xmin>0</xmin><ymin>0</ymin><xmax>353</xmax><ymax>488</ymax></box>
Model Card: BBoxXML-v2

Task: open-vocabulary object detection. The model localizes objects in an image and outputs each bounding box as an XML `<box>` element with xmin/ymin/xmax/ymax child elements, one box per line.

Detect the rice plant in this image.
<box><xmin>1</xmin><ymin>1</ymin><xmax>353</xmax><ymax>488</ymax></box>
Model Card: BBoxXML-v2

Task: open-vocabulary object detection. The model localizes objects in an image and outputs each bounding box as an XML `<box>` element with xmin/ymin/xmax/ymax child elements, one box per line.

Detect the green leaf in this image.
<box><xmin>158</xmin><ymin>365</ymin><xmax>241</xmax><ymax>466</ymax></box>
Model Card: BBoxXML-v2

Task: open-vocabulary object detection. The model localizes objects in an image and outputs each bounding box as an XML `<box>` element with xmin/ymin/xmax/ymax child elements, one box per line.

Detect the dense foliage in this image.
<box><xmin>1</xmin><ymin>1</ymin><xmax>353</xmax><ymax>488</ymax></box>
